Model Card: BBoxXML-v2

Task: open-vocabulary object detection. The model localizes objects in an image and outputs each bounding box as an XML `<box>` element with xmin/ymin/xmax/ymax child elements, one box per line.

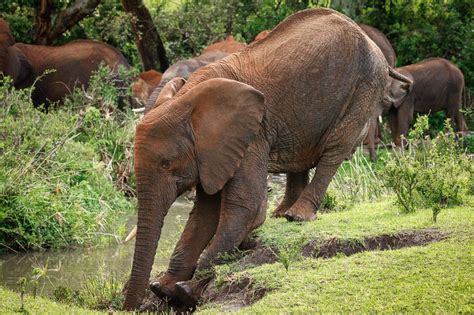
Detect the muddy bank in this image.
<box><xmin>137</xmin><ymin>228</ymin><xmax>448</xmax><ymax>312</ymax></box>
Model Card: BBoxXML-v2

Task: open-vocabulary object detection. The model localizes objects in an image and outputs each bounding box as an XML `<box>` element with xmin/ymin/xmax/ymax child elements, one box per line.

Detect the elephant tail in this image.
<box><xmin>388</xmin><ymin>66</ymin><xmax>413</xmax><ymax>85</ymax></box>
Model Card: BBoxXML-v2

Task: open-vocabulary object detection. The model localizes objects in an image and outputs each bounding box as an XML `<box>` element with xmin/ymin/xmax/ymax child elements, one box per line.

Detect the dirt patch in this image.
<box><xmin>201</xmin><ymin>277</ymin><xmax>269</xmax><ymax>312</ymax></box>
<box><xmin>303</xmin><ymin>228</ymin><xmax>449</xmax><ymax>258</ymax></box>
<box><xmin>136</xmin><ymin>228</ymin><xmax>447</xmax><ymax>312</ymax></box>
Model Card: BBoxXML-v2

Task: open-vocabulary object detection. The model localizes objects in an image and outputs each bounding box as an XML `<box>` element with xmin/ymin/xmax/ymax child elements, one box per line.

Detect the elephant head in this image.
<box><xmin>132</xmin><ymin>70</ymin><xmax>163</xmax><ymax>104</ymax></box>
<box><xmin>123</xmin><ymin>78</ymin><xmax>264</xmax><ymax>310</ymax></box>
<box><xmin>0</xmin><ymin>18</ymin><xmax>32</xmax><ymax>87</ymax></box>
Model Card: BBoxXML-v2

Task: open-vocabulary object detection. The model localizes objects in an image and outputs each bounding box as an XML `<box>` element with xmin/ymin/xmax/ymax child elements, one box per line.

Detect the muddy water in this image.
<box><xmin>0</xmin><ymin>176</ymin><xmax>286</xmax><ymax>297</ymax></box>
<box><xmin>0</xmin><ymin>197</ymin><xmax>193</xmax><ymax>296</ymax></box>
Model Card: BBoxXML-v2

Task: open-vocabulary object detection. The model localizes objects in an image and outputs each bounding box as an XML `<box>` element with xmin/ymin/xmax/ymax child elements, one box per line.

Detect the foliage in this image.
<box><xmin>382</xmin><ymin>116</ymin><xmax>471</xmax><ymax>221</ymax></box>
<box><xmin>358</xmin><ymin>0</ymin><xmax>473</xmax><ymax>128</ymax></box>
<box><xmin>0</xmin><ymin>68</ymin><xmax>137</xmax><ymax>251</ymax></box>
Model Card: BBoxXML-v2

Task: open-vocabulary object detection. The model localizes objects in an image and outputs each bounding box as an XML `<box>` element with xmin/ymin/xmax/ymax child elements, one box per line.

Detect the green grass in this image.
<box><xmin>0</xmin><ymin>286</ymin><xmax>106</xmax><ymax>314</ymax></box>
<box><xmin>199</xmin><ymin>196</ymin><xmax>474</xmax><ymax>313</ymax></box>
<box><xmin>259</xmin><ymin>195</ymin><xmax>474</xmax><ymax>249</ymax></box>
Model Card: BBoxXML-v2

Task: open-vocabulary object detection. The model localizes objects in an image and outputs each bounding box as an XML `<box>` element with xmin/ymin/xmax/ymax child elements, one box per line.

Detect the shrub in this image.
<box><xmin>0</xmin><ymin>69</ymin><xmax>137</xmax><ymax>251</ymax></box>
<box><xmin>382</xmin><ymin>116</ymin><xmax>471</xmax><ymax>222</ymax></box>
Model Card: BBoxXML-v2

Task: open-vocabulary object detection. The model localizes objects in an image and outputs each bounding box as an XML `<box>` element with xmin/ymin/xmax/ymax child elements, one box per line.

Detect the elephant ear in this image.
<box><xmin>186</xmin><ymin>78</ymin><xmax>265</xmax><ymax>195</ymax></box>
<box><xmin>154</xmin><ymin>77</ymin><xmax>186</xmax><ymax>108</ymax></box>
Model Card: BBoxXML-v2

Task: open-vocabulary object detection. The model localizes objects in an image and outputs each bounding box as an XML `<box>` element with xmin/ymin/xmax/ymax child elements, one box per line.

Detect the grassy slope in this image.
<box><xmin>200</xmin><ymin>196</ymin><xmax>474</xmax><ymax>313</ymax></box>
<box><xmin>1</xmin><ymin>197</ymin><xmax>472</xmax><ymax>313</ymax></box>
<box><xmin>0</xmin><ymin>287</ymin><xmax>104</xmax><ymax>314</ymax></box>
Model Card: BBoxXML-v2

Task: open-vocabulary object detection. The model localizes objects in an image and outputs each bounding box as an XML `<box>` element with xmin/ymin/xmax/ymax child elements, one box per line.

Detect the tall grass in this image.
<box><xmin>328</xmin><ymin>147</ymin><xmax>389</xmax><ymax>206</ymax></box>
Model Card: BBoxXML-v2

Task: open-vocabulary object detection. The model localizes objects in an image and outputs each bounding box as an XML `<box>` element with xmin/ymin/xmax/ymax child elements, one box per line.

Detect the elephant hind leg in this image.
<box><xmin>150</xmin><ymin>185</ymin><xmax>221</xmax><ymax>301</ymax></box>
<box><xmin>271</xmin><ymin>171</ymin><xmax>309</xmax><ymax>218</ymax></box>
<box><xmin>447</xmin><ymin>105</ymin><xmax>468</xmax><ymax>135</ymax></box>
<box><xmin>284</xmin><ymin>84</ymin><xmax>380</xmax><ymax>222</ymax></box>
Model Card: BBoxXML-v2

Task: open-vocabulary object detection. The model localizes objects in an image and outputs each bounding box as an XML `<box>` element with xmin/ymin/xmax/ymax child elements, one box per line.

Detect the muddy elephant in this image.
<box><xmin>144</xmin><ymin>51</ymin><xmax>229</xmax><ymax>113</ymax></box>
<box><xmin>358</xmin><ymin>24</ymin><xmax>397</xmax><ymax>159</ymax></box>
<box><xmin>385</xmin><ymin>57</ymin><xmax>467</xmax><ymax>146</ymax></box>
<box><xmin>0</xmin><ymin>18</ymin><xmax>130</xmax><ymax>108</ymax></box>
<box><xmin>132</xmin><ymin>70</ymin><xmax>163</xmax><ymax>104</ymax></box>
<box><xmin>123</xmin><ymin>8</ymin><xmax>412</xmax><ymax>310</ymax></box>
<box><xmin>202</xmin><ymin>35</ymin><xmax>246</xmax><ymax>54</ymax></box>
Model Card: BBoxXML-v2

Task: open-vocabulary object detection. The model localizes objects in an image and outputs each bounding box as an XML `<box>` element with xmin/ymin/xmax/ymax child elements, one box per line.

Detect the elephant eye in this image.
<box><xmin>160</xmin><ymin>159</ymin><xmax>171</xmax><ymax>169</ymax></box>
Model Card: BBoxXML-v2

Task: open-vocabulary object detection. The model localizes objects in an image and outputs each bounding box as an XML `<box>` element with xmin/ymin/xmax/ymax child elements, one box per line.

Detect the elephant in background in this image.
<box><xmin>123</xmin><ymin>8</ymin><xmax>412</xmax><ymax>310</ymax></box>
<box><xmin>201</xmin><ymin>35</ymin><xmax>246</xmax><ymax>54</ymax></box>
<box><xmin>358</xmin><ymin>23</ymin><xmax>397</xmax><ymax>159</ymax></box>
<box><xmin>0</xmin><ymin>18</ymin><xmax>130</xmax><ymax>109</ymax></box>
<box><xmin>144</xmin><ymin>51</ymin><xmax>229</xmax><ymax>113</ymax></box>
<box><xmin>132</xmin><ymin>69</ymin><xmax>163</xmax><ymax>104</ymax></box>
<box><xmin>385</xmin><ymin>57</ymin><xmax>467</xmax><ymax>146</ymax></box>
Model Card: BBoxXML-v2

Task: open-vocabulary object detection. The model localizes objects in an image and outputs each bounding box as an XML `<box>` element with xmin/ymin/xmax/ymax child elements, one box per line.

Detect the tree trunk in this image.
<box><xmin>34</xmin><ymin>0</ymin><xmax>101</xmax><ymax>45</ymax></box>
<box><xmin>120</xmin><ymin>0</ymin><xmax>169</xmax><ymax>72</ymax></box>
<box><xmin>34</xmin><ymin>0</ymin><xmax>53</xmax><ymax>44</ymax></box>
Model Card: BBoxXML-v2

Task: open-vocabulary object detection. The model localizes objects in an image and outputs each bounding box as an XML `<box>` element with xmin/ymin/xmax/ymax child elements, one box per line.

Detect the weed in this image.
<box><xmin>17</xmin><ymin>277</ymin><xmax>27</xmax><ymax>311</ymax></box>
<box><xmin>275</xmin><ymin>236</ymin><xmax>306</xmax><ymax>272</ymax></box>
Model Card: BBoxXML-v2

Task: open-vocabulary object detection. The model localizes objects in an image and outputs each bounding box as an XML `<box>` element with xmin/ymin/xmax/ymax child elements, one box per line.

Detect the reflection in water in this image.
<box><xmin>0</xmin><ymin>197</ymin><xmax>193</xmax><ymax>296</ymax></box>
<box><xmin>0</xmin><ymin>175</ymin><xmax>286</xmax><ymax>297</ymax></box>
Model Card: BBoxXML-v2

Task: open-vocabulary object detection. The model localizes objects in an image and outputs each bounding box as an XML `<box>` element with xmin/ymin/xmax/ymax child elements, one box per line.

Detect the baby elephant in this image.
<box><xmin>123</xmin><ymin>8</ymin><xmax>411</xmax><ymax>310</ymax></box>
<box><xmin>385</xmin><ymin>58</ymin><xmax>467</xmax><ymax>146</ymax></box>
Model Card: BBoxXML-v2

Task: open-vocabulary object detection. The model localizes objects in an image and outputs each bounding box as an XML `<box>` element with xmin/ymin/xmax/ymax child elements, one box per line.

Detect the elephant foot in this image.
<box><xmin>284</xmin><ymin>203</ymin><xmax>316</xmax><ymax>222</ymax></box>
<box><xmin>271</xmin><ymin>203</ymin><xmax>290</xmax><ymax>218</ymax></box>
<box><xmin>149</xmin><ymin>280</ymin><xmax>176</xmax><ymax>301</ymax></box>
<box><xmin>174</xmin><ymin>279</ymin><xmax>207</xmax><ymax>309</ymax></box>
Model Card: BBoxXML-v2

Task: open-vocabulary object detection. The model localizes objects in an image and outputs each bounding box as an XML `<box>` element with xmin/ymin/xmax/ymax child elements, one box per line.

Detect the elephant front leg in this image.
<box><xmin>150</xmin><ymin>185</ymin><xmax>220</xmax><ymax>301</ymax></box>
<box><xmin>271</xmin><ymin>171</ymin><xmax>309</xmax><ymax>217</ymax></box>
<box><xmin>174</xmin><ymin>146</ymin><xmax>269</xmax><ymax>307</ymax></box>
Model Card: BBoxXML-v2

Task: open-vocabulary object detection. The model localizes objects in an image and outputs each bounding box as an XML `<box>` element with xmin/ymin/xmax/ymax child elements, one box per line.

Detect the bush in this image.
<box><xmin>382</xmin><ymin>116</ymin><xmax>471</xmax><ymax>222</ymax></box>
<box><xmin>0</xmin><ymin>69</ymin><xmax>137</xmax><ymax>251</ymax></box>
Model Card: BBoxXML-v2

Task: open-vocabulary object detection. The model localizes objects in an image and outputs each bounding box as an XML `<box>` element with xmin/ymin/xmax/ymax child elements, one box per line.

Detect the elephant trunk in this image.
<box><xmin>123</xmin><ymin>170</ymin><xmax>175</xmax><ymax>310</ymax></box>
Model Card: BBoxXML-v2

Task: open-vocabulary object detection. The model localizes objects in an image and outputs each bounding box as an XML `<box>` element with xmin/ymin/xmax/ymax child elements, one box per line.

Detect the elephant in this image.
<box><xmin>123</xmin><ymin>8</ymin><xmax>412</xmax><ymax>310</ymax></box>
<box><xmin>358</xmin><ymin>24</ymin><xmax>397</xmax><ymax>159</ymax></box>
<box><xmin>132</xmin><ymin>69</ymin><xmax>163</xmax><ymax>104</ymax></box>
<box><xmin>384</xmin><ymin>57</ymin><xmax>467</xmax><ymax>146</ymax></box>
<box><xmin>202</xmin><ymin>35</ymin><xmax>246</xmax><ymax>54</ymax></box>
<box><xmin>144</xmin><ymin>51</ymin><xmax>229</xmax><ymax>113</ymax></box>
<box><xmin>0</xmin><ymin>18</ymin><xmax>130</xmax><ymax>109</ymax></box>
